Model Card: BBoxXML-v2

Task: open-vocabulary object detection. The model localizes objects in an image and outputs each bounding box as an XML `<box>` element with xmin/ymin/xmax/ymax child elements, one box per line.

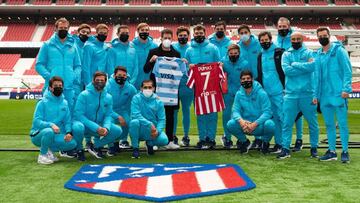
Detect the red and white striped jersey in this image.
<box><xmin>187</xmin><ymin>62</ymin><xmax>225</xmax><ymax>115</ymax></box>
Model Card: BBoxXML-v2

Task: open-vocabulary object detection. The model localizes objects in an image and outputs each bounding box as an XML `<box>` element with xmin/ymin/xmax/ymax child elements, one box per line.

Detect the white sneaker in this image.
<box><xmin>153</xmin><ymin>146</ymin><xmax>159</xmax><ymax>151</ymax></box>
<box><xmin>47</xmin><ymin>150</ymin><xmax>59</xmax><ymax>162</ymax></box>
<box><xmin>38</xmin><ymin>154</ymin><xmax>54</xmax><ymax>165</ymax></box>
<box><xmin>165</xmin><ymin>141</ymin><xmax>180</xmax><ymax>150</ymax></box>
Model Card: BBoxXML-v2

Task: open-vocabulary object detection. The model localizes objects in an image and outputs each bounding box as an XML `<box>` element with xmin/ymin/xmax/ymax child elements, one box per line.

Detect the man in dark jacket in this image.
<box><xmin>144</xmin><ymin>29</ymin><xmax>183</xmax><ymax>150</ymax></box>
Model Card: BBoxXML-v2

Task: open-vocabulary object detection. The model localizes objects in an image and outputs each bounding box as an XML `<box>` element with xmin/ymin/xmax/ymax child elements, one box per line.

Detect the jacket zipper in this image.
<box><xmin>95</xmin><ymin>92</ymin><xmax>102</xmax><ymax>123</ymax></box>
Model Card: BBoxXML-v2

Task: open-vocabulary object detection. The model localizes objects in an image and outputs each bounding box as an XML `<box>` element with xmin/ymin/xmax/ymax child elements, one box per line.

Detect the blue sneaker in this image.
<box><xmin>106</xmin><ymin>146</ymin><xmax>117</xmax><ymax>157</ymax></box>
<box><xmin>196</xmin><ymin>140</ymin><xmax>206</xmax><ymax>149</ymax></box>
<box><xmin>270</xmin><ymin>144</ymin><xmax>282</xmax><ymax>154</ymax></box>
<box><xmin>293</xmin><ymin>139</ymin><xmax>303</xmax><ymax>152</ymax></box>
<box><xmin>132</xmin><ymin>148</ymin><xmax>140</xmax><ymax>159</ymax></box>
<box><xmin>261</xmin><ymin>142</ymin><xmax>270</xmax><ymax>154</ymax></box>
<box><xmin>341</xmin><ymin>151</ymin><xmax>350</xmax><ymax>163</ymax></box>
<box><xmin>59</xmin><ymin>150</ymin><xmax>77</xmax><ymax>158</ymax></box>
<box><xmin>310</xmin><ymin>148</ymin><xmax>318</xmax><ymax>158</ymax></box>
<box><xmin>277</xmin><ymin>148</ymin><xmax>291</xmax><ymax>159</ymax></box>
<box><xmin>319</xmin><ymin>150</ymin><xmax>337</xmax><ymax>161</ymax></box>
<box><xmin>221</xmin><ymin>136</ymin><xmax>233</xmax><ymax>149</ymax></box>
<box><xmin>77</xmin><ymin>150</ymin><xmax>85</xmax><ymax>162</ymax></box>
<box><xmin>249</xmin><ymin>139</ymin><xmax>262</xmax><ymax>150</ymax></box>
<box><xmin>145</xmin><ymin>141</ymin><xmax>154</xmax><ymax>155</ymax></box>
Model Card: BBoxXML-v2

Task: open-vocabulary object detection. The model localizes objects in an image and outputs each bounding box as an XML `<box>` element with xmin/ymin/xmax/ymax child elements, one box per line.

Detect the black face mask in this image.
<box><xmin>79</xmin><ymin>34</ymin><xmax>89</xmax><ymax>43</ymax></box>
<box><xmin>260</xmin><ymin>42</ymin><xmax>271</xmax><ymax>50</ymax></box>
<box><xmin>278</xmin><ymin>29</ymin><xmax>289</xmax><ymax>37</ymax></box>
<box><xmin>216</xmin><ymin>31</ymin><xmax>225</xmax><ymax>38</ymax></box>
<box><xmin>178</xmin><ymin>37</ymin><xmax>188</xmax><ymax>45</ymax></box>
<box><xmin>58</xmin><ymin>30</ymin><xmax>68</xmax><ymax>39</ymax></box>
<box><xmin>94</xmin><ymin>82</ymin><xmax>106</xmax><ymax>91</ymax></box>
<box><xmin>97</xmin><ymin>34</ymin><xmax>107</xmax><ymax>42</ymax></box>
<box><xmin>241</xmin><ymin>81</ymin><xmax>253</xmax><ymax>89</ymax></box>
<box><xmin>229</xmin><ymin>55</ymin><xmax>239</xmax><ymax>63</ymax></box>
<box><xmin>194</xmin><ymin>35</ymin><xmax>205</xmax><ymax>44</ymax></box>
<box><xmin>119</xmin><ymin>34</ymin><xmax>129</xmax><ymax>42</ymax></box>
<box><xmin>319</xmin><ymin>37</ymin><xmax>330</xmax><ymax>46</ymax></box>
<box><xmin>115</xmin><ymin>76</ymin><xmax>127</xmax><ymax>85</ymax></box>
<box><xmin>292</xmin><ymin>42</ymin><xmax>302</xmax><ymax>50</ymax></box>
<box><xmin>139</xmin><ymin>32</ymin><xmax>149</xmax><ymax>40</ymax></box>
<box><xmin>52</xmin><ymin>87</ymin><xmax>63</xmax><ymax>97</ymax></box>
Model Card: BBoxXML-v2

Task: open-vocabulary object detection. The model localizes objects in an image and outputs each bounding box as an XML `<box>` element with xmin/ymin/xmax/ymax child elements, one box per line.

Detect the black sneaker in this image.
<box><xmin>277</xmin><ymin>148</ymin><xmax>291</xmax><ymax>159</ymax></box>
<box><xmin>270</xmin><ymin>144</ymin><xmax>282</xmax><ymax>154</ymax></box>
<box><xmin>119</xmin><ymin>140</ymin><xmax>131</xmax><ymax>149</ymax></box>
<box><xmin>239</xmin><ymin>139</ymin><xmax>251</xmax><ymax>154</ymax></box>
<box><xmin>319</xmin><ymin>150</ymin><xmax>337</xmax><ymax>161</ymax></box>
<box><xmin>132</xmin><ymin>148</ymin><xmax>140</xmax><ymax>159</ymax></box>
<box><xmin>208</xmin><ymin>140</ymin><xmax>216</xmax><ymax>150</ymax></box>
<box><xmin>77</xmin><ymin>150</ymin><xmax>85</xmax><ymax>161</ymax></box>
<box><xmin>107</xmin><ymin>146</ymin><xmax>117</xmax><ymax>157</ymax></box>
<box><xmin>196</xmin><ymin>140</ymin><xmax>206</xmax><ymax>149</ymax></box>
<box><xmin>59</xmin><ymin>150</ymin><xmax>77</xmax><ymax>158</ymax></box>
<box><xmin>221</xmin><ymin>136</ymin><xmax>233</xmax><ymax>149</ymax></box>
<box><xmin>113</xmin><ymin>141</ymin><xmax>121</xmax><ymax>153</ymax></box>
<box><xmin>181</xmin><ymin>136</ymin><xmax>190</xmax><ymax>147</ymax></box>
<box><xmin>341</xmin><ymin>151</ymin><xmax>350</xmax><ymax>163</ymax></box>
<box><xmin>236</xmin><ymin>140</ymin><xmax>242</xmax><ymax>149</ymax></box>
<box><xmin>88</xmin><ymin>145</ymin><xmax>104</xmax><ymax>159</ymax></box>
<box><xmin>261</xmin><ymin>142</ymin><xmax>270</xmax><ymax>154</ymax></box>
<box><xmin>249</xmin><ymin>139</ymin><xmax>262</xmax><ymax>150</ymax></box>
<box><xmin>145</xmin><ymin>141</ymin><xmax>155</xmax><ymax>155</ymax></box>
<box><xmin>310</xmin><ymin>147</ymin><xmax>318</xmax><ymax>158</ymax></box>
<box><xmin>293</xmin><ymin>139</ymin><xmax>303</xmax><ymax>152</ymax></box>
<box><xmin>85</xmin><ymin>141</ymin><xmax>94</xmax><ymax>152</ymax></box>
<box><xmin>173</xmin><ymin>136</ymin><xmax>179</xmax><ymax>145</ymax></box>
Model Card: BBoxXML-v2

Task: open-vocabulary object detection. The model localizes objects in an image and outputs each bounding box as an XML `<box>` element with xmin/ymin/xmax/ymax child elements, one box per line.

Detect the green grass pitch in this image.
<box><xmin>0</xmin><ymin>99</ymin><xmax>360</xmax><ymax>202</ymax></box>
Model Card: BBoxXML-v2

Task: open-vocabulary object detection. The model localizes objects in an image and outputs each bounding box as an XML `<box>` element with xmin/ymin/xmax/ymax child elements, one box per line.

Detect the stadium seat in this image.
<box><xmin>1</xmin><ymin>24</ymin><xmax>36</xmax><ymax>41</ymax></box>
<box><xmin>285</xmin><ymin>0</ymin><xmax>305</xmax><ymax>5</ymax></box>
<box><xmin>41</xmin><ymin>24</ymin><xmax>55</xmax><ymax>41</ymax></box>
<box><xmin>0</xmin><ymin>54</ymin><xmax>21</xmax><ymax>73</ymax></box>
<box><xmin>187</xmin><ymin>0</ymin><xmax>206</xmax><ymax>5</ymax></box>
<box><xmin>107</xmin><ymin>0</ymin><xmax>125</xmax><ymax>5</ymax></box>
<box><xmin>308</xmin><ymin>0</ymin><xmax>328</xmax><ymax>5</ymax></box>
<box><xmin>259</xmin><ymin>0</ymin><xmax>279</xmax><ymax>5</ymax></box>
<box><xmin>236</xmin><ymin>0</ymin><xmax>256</xmax><ymax>5</ymax></box>
<box><xmin>56</xmin><ymin>0</ymin><xmax>75</xmax><ymax>5</ymax></box>
<box><xmin>6</xmin><ymin>0</ymin><xmax>26</xmax><ymax>5</ymax></box>
<box><xmin>82</xmin><ymin>0</ymin><xmax>102</xmax><ymax>5</ymax></box>
<box><xmin>334</xmin><ymin>0</ymin><xmax>355</xmax><ymax>5</ymax></box>
<box><xmin>32</xmin><ymin>0</ymin><xmax>52</xmax><ymax>5</ymax></box>
<box><xmin>23</xmin><ymin>61</ymin><xmax>38</xmax><ymax>76</ymax></box>
<box><xmin>211</xmin><ymin>0</ymin><xmax>233</xmax><ymax>6</ymax></box>
<box><xmin>161</xmin><ymin>0</ymin><xmax>183</xmax><ymax>5</ymax></box>
<box><xmin>128</xmin><ymin>0</ymin><xmax>151</xmax><ymax>5</ymax></box>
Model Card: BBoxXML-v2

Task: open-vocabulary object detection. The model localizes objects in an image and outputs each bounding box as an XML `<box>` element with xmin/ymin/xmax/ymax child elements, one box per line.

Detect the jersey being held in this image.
<box><xmin>187</xmin><ymin>62</ymin><xmax>225</xmax><ymax>115</ymax></box>
<box><xmin>153</xmin><ymin>56</ymin><xmax>187</xmax><ymax>106</ymax></box>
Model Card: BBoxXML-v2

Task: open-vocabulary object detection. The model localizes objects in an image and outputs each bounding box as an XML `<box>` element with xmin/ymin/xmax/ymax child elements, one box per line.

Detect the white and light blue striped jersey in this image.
<box><xmin>153</xmin><ymin>57</ymin><xmax>187</xmax><ymax>106</ymax></box>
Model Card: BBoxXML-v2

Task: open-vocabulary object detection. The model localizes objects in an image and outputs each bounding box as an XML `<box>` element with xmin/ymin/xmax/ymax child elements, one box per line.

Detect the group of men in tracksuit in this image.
<box><xmin>30</xmin><ymin>16</ymin><xmax>352</xmax><ymax>164</ymax></box>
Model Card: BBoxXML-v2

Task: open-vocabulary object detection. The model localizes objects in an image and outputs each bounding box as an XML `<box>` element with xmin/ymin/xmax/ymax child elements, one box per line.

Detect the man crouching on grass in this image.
<box><xmin>30</xmin><ymin>76</ymin><xmax>77</xmax><ymax>165</ymax></box>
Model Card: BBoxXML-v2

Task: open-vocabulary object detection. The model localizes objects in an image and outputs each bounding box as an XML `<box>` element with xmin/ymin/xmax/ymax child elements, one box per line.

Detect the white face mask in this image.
<box><xmin>162</xmin><ymin>39</ymin><xmax>172</xmax><ymax>48</ymax></box>
<box><xmin>240</xmin><ymin>34</ymin><xmax>250</xmax><ymax>42</ymax></box>
<box><xmin>142</xmin><ymin>89</ymin><xmax>153</xmax><ymax>98</ymax></box>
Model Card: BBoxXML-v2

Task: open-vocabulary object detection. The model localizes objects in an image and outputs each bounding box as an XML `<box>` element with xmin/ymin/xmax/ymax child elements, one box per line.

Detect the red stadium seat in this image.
<box><xmin>23</xmin><ymin>61</ymin><xmax>38</xmax><ymax>76</ymax></box>
<box><xmin>107</xmin><ymin>0</ymin><xmax>125</xmax><ymax>5</ymax></box>
<box><xmin>6</xmin><ymin>0</ymin><xmax>26</xmax><ymax>5</ymax></box>
<box><xmin>41</xmin><ymin>24</ymin><xmax>55</xmax><ymax>42</ymax></box>
<box><xmin>32</xmin><ymin>0</ymin><xmax>52</xmax><ymax>5</ymax></box>
<box><xmin>128</xmin><ymin>0</ymin><xmax>151</xmax><ymax>5</ymax></box>
<box><xmin>1</xmin><ymin>24</ymin><xmax>36</xmax><ymax>41</ymax></box>
<box><xmin>260</xmin><ymin>0</ymin><xmax>279</xmax><ymax>6</ymax></box>
<box><xmin>211</xmin><ymin>0</ymin><xmax>233</xmax><ymax>6</ymax></box>
<box><xmin>0</xmin><ymin>54</ymin><xmax>21</xmax><ymax>72</ymax></box>
<box><xmin>56</xmin><ymin>0</ymin><xmax>75</xmax><ymax>5</ymax></box>
<box><xmin>161</xmin><ymin>0</ymin><xmax>183</xmax><ymax>5</ymax></box>
<box><xmin>82</xmin><ymin>0</ymin><xmax>102</xmax><ymax>5</ymax></box>
<box><xmin>187</xmin><ymin>0</ymin><xmax>206</xmax><ymax>5</ymax></box>
<box><xmin>308</xmin><ymin>0</ymin><xmax>328</xmax><ymax>5</ymax></box>
<box><xmin>237</xmin><ymin>0</ymin><xmax>256</xmax><ymax>5</ymax></box>
<box><xmin>334</xmin><ymin>0</ymin><xmax>355</xmax><ymax>5</ymax></box>
<box><xmin>286</xmin><ymin>0</ymin><xmax>305</xmax><ymax>5</ymax></box>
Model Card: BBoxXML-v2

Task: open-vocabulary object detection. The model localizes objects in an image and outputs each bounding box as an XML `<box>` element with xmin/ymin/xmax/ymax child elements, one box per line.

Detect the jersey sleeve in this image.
<box><xmin>178</xmin><ymin>59</ymin><xmax>188</xmax><ymax>76</ymax></box>
<box><xmin>152</xmin><ymin>57</ymin><xmax>162</xmax><ymax>77</ymax></box>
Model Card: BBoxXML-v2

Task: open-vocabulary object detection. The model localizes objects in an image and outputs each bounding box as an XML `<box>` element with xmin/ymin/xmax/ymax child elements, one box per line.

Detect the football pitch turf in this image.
<box><xmin>0</xmin><ymin>99</ymin><xmax>360</xmax><ymax>202</ymax></box>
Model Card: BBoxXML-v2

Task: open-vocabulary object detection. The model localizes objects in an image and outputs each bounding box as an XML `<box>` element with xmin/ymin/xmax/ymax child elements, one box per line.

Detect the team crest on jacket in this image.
<box><xmin>65</xmin><ymin>163</ymin><xmax>256</xmax><ymax>202</ymax></box>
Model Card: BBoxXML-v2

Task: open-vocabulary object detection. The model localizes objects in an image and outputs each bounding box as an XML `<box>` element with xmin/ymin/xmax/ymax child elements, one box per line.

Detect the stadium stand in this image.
<box><xmin>211</xmin><ymin>0</ymin><xmax>233</xmax><ymax>5</ymax></box>
<box><xmin>23</xmin><ymin>61</ymin><xmax>37</xmax><ymax>76</ymax></box>
<box><xmin>237</xmin><ymin>0</ymin><xmax>256</xmax><ymax>5</ymax></box>
<box><xmin>40</xmin><ymin>24</ymin><xmax>55</xmax><ymax>41</ymax></box>
<box><xmin>82</xmin><ymin>0</ymin><xmax>102</xmax><ymax>5</ymax></box>
<box><xmin>161</xmin><ymin>0</ymin><xmax>183</xmax><ymax>5</ymax></box>
<box><xmin>128</xmin><ymin>0</ymin><xmax>152</xmax><ymax>5</ymax></box>
<box><xmin>187</xmin><ymin>0</ymin><xmax>207</xmax><ymax>5</ymax></box>
<box><xmin>285</xmin><ymin>0</ymin><xmax>305</xmax><ymax>5</ymax></box>
<box><xmin>0</xmin><ymin>54</ymin><xmax>21</xmax><ymax>73</ymax></box>
<box><xmin>0</xmin><ymin>24</ymin><xmax>36</xmax><ymax>41</ymax></box>
<box><xmin>308</xmin><ymin>0</ymin><xmax>328</xmax><ymax>5</ymax></box>
<box><xmin>334</xmin><ymin>0</ymin><xmax>355</xmax><ymax>5</ymax></box>
<box><xmin>107</xmin><ymin>0</ymin><xmax>125</xmax><ymax>5</ymax></box>
<box><xmin>5</xmin><ymin>0</ymin><xmax>26</xmax><ymax>5</ymax></box>
<box><xmin>260</xmin><ymin>0</ymin><xmax>279</xmax><ymax>6</ymax></box>
<box><xmin>56</xmin><ymin>0</ymin><xmax>76</xmax><ymax>4</ymax></box>
<box><xmin>32</xmin><ymin>0</ymin><xmax>52</xmax><ymax>5</ymax></box>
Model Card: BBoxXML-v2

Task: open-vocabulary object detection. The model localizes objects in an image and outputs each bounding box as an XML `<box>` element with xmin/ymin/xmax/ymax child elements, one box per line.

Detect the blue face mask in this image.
<box><xmin>240</xmin><ymin>34</ymin><xmax>250</xmax><ymax>42</ymax></box>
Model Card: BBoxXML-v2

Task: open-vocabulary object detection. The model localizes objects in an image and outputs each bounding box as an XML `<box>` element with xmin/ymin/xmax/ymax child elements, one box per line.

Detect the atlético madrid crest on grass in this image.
<box><xmin>64</xmin><ymin>163</ymin><xmax>256</xmax><ymax>202</ymax></box>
